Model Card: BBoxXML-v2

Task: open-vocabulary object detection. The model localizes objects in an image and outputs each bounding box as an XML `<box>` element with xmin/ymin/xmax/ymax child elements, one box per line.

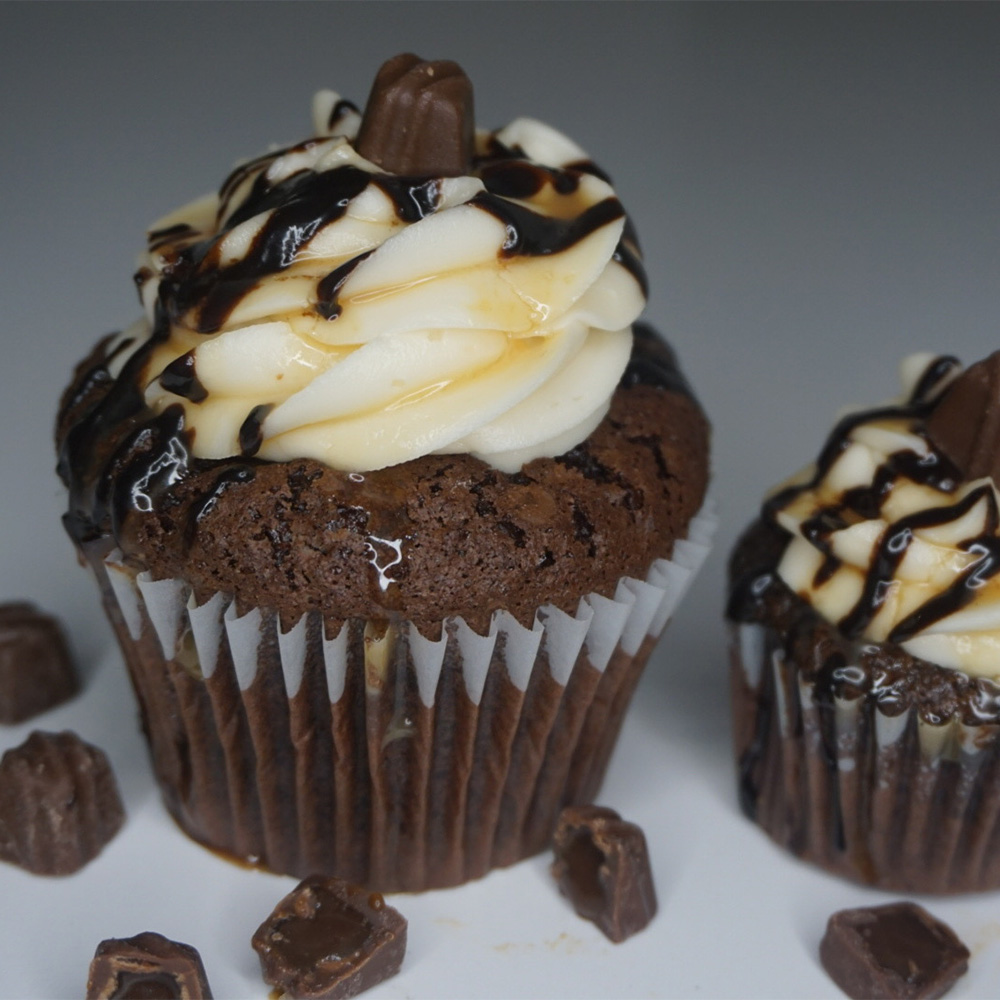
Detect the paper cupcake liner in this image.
<box><xmin>731</xmin><ymin>618</ymin><xmax>1000</xmax><ymax>894</ymax></box>
<box><xmin>94</xmin><ymin>502</ymin><xmax>715</xmax><ymax>891</ymax></box>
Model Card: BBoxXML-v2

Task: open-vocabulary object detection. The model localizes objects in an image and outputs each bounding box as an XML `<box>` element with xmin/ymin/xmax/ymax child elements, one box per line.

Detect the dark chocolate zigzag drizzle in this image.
<box><xmin>764</xmin><ymin>354</ymin><xmax>1000</xmax><ymax>644</ymax></box>
<box><xmin>150</xmin><ymin>155</ymin><xmax>643</xmax><ymax>336</ymax></box>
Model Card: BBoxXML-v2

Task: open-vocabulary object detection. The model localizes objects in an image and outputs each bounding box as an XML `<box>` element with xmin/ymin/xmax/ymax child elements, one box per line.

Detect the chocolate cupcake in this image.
<box><xmin>728</xmin><ymin>350</ymin><xmax>1000</xmax><ymax>893</ymax></box>
<box><xmin>57</xmin><ymin>55</ymin><xmax>712</xmax><ymax>891</ymax></box>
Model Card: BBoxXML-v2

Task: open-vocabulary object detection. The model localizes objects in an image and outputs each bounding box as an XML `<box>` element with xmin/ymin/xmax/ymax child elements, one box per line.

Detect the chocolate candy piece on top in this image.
<box><xmin>551</xmin><ymin>804</ymin><xmax>657</xmax><ymax>943</ymax></box>
<box><xmin>252</xmin><ymin>875</ymin><xmax>407</xmax><ymax>999</ymax></box>
<box><xmin>925</xmin><ymin>349</ymin><xmax>1000</xmax><ymax>486</ymax></box>
<box><xmin>0</xmin><ymin>730</ymin><xmax>124</xmax><ymax>875</ymax></box>
<box><xmin>820</xmin><ymin>902</ymin><xmax>970</xmax><ymax>999</ymax></box>
<box><xmin>86</xmin><ymin>932</ymin><xmax>213</xmax><ymax>999</ymax></box>
<box><xmin>355</xmin><ymin>53</ymin><xmax>474</xmax><ymax>177</ymax></box>
<box><xmin>0</xmin><ymin>602</ymin><xmax>77</xmax><ymax>724</ymax></box>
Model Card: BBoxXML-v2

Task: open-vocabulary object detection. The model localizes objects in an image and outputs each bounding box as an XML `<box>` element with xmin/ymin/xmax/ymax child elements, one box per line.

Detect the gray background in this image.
<box><xmin>1</xmin><ymin>3</ymin><xmax>999</xmax><ymax>997</ymax></box>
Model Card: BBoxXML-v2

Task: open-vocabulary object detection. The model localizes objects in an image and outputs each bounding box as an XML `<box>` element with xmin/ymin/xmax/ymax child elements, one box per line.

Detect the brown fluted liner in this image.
<box><xmin>88</xmin><ymin>497</ymin><xmax>713</xmax><ymax>892</ymax></box>
<box><xmin>731</xmin><ymin>621</ymin><xmax>1000</xmax><ymax>894</ymax></box>
<box><xmin>91</xmin><ymin>562</ymin><xmax>680</xmax><ymax>892</ymax></box>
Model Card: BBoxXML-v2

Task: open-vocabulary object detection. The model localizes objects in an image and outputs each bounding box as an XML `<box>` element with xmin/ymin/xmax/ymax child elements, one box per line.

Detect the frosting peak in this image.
<box><xmin>123</xmin><ymin>64</ymin><xmax>646</xmax><ymax>474</ymax></box>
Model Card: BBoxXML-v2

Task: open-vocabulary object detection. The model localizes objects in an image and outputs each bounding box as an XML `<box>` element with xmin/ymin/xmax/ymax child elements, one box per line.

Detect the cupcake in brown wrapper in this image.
<box><xmin>57</xmin><ymin>56</ymin><xmax>712</xmax><ymax>890</ymax></box>
<box><xmin>728</xmin><ymin>351</ymin><xmax>1000</xmax><ymax>893</ymax></box>
<box><xmin>85</xmin><ymin>500</ymin><xmax>712</xmax><ymax>891</ymax></box>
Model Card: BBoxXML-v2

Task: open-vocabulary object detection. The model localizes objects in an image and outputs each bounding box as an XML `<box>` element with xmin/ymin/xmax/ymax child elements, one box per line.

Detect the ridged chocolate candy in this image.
<box><xmin>0</xmin><ymin>602</ymin><xmax>77</xmax><ymax>723</ymax></box>
<box><xmin>355</xmin><ymin>53</ymin><xmax>474</xmax><ymax>176</ymax></box>
<box><xmin>925</xmin><ymin>350</ymin><xmax>1000</xmax><ymax>486</ymax></box>
<box><xmin>0</xmin><ymin>731</ymin><xmax>124</xmax><ymax>875</ymax></box>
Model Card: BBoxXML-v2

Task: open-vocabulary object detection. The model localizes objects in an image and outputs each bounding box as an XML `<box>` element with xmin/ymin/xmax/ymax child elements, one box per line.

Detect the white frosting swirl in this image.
<box><xmin>124</xmin><ymin>91</ymin><xmax>645</xmax><ymax>473</ymax></box>
<box><xmin>771</xmin><ymin>355</ymin><xmax>1000</xmax><ymax>679</ymax></box>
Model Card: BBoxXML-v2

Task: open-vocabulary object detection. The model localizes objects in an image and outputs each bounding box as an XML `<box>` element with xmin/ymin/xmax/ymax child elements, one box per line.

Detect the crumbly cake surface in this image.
<box><xmin>58</xmin><ymin>326</ymin><xmax>709</xmax><ymax>633</ymax></box>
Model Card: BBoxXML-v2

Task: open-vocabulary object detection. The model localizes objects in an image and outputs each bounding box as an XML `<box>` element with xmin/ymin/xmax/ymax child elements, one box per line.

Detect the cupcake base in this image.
<box><xmin>729</xmin><ymin>520</ymin><xmax>1000</xmax><ymax>895</ymax></box>
<box><xmin>94</xmin><ymin>504</ymin><xmax>714</xmax><ymax>892</ymax></box>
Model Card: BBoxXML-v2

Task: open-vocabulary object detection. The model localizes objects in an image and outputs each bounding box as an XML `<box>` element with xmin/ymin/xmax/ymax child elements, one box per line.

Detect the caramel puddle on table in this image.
<box><xmin>434</xmin><ymin>917</ymin><xmax>466</xmax><ymax>930</ymax></box>
<box><xmin>967</xmin><ymin>919</ymin><xmax>1000</xmax><ymax>957</ymax></box>
<box><xmin>494</xmin><ymin>932</ymin><xmax>588</xmax><ymax>956</ymax></box>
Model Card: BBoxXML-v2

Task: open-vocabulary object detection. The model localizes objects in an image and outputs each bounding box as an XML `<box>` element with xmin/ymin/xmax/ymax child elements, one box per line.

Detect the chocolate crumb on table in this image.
<box><xmin>819</xmin><ymin>902</ymin><xmax>970</xmax><ymax>1000</ymax></box>
<box><xmin>550</xmin><ymin>804</ymin><xmax>657</xmax><ymax>943</ymax></box>
<box><xmin>0</xmin><ymin>730</ymin><xmax>124</xmax><ymax>875</ymax></box>
<box><xmin>0</xmin><ymin>602</ymin><xmax>77</xmax><ymax>723</ymax></box>
<box><xmin>252</xmin><ymin>875</ymin><xmax>407</xmax><ymax>999</ymax></box>
<box><xmin>86</xmin><ymin>931</ymin><xmax>214</xmax><ymax>1000</ymax></box>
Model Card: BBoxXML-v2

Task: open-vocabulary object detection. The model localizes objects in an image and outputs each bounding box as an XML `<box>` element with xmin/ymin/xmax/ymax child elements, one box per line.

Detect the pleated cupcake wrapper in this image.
<box><xmin>732</xmin><ymin>620</ymin><xmax>1000</xmax><ymax>893</ymax></box>
<box><xmin>99</xmin><ymin>501</ymin><xmax>715</xmax><ymax>891</ymax></box>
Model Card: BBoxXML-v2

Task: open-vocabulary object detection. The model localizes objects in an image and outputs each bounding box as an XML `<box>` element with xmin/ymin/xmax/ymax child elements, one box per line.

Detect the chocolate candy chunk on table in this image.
<box><xmin>0</xmin><ymin>602</ymin><xmax>77</xmax><ymax>723</ymax></box>
<box><xmin>551</xmin><ymin>804</ymin><xmax>657</xmax><ymax>943</ymax></box>
<box><xmin>86</xmin><ymin>931</ymin><xmax>213</xmax><ymax>1000</ymax></box>
<box><xmin>252</xmin><ymin>875</ymin><xmax>407</xmax><ymax>999</ymax></box>
<box><xmin>820</xmin><ymin>902</ymin><xmax>969</xmax><ymax>1000</ymax></box>
<box><xmin>0</xmin><ymin>730</ymin><xmax>124</xmax><ymax>875</ymax></box>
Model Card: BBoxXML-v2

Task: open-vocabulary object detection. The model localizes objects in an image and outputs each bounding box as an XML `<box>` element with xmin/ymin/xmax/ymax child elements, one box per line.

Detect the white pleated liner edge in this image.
<box><xmin>102</xmin><ymin>500</ymin><xmax>716</xmax><ymax>708</ymax></box>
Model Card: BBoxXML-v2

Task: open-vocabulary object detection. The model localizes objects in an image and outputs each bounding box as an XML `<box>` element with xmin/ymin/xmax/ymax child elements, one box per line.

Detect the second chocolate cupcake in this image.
<box><xmin>729</xmin><ymin>350</ymin><xmax>1000</xmax><ymax>893</ymax></box>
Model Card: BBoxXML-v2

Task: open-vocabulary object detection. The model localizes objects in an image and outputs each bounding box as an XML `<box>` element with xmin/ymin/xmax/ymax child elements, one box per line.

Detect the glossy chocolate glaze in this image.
<box><xmin>157</xmin><ymin>351</ymin><xmax>206</xmax><ymax>403</ymax></box>
<box><xmin>237</xmin><ymin>404</ymin><xmax>273</xmax><ymax>458</ymax></box>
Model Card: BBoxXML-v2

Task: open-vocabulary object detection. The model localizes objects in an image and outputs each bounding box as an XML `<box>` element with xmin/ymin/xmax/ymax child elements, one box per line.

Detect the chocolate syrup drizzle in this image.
<box><xmin>58</xmin><ymin>103</ymin><xmax>657</xmax><ymax>554</ymax></box>
<box><xmin>327</xmin><ymin>99</ymin><xmax>360</xmax><ymax>132</ymax></box>
<box><xmin>764</xmin><ymin>355</ymin><xmax>1000</xmax><ymax>644</ymax></box>
<box><xmin>239</xmin><ymin>404</ymin><xmax>274</xmax><ymax>457</ymax></box>
<box><xmin>137</xmin><ymin>133</ymin><xmax>647</xmax><ymax>337</ymax></box>
<box><xmin>159</xmin><ymin>351</ymin><xmax>207</xmax><ymax>403</ymax></box>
